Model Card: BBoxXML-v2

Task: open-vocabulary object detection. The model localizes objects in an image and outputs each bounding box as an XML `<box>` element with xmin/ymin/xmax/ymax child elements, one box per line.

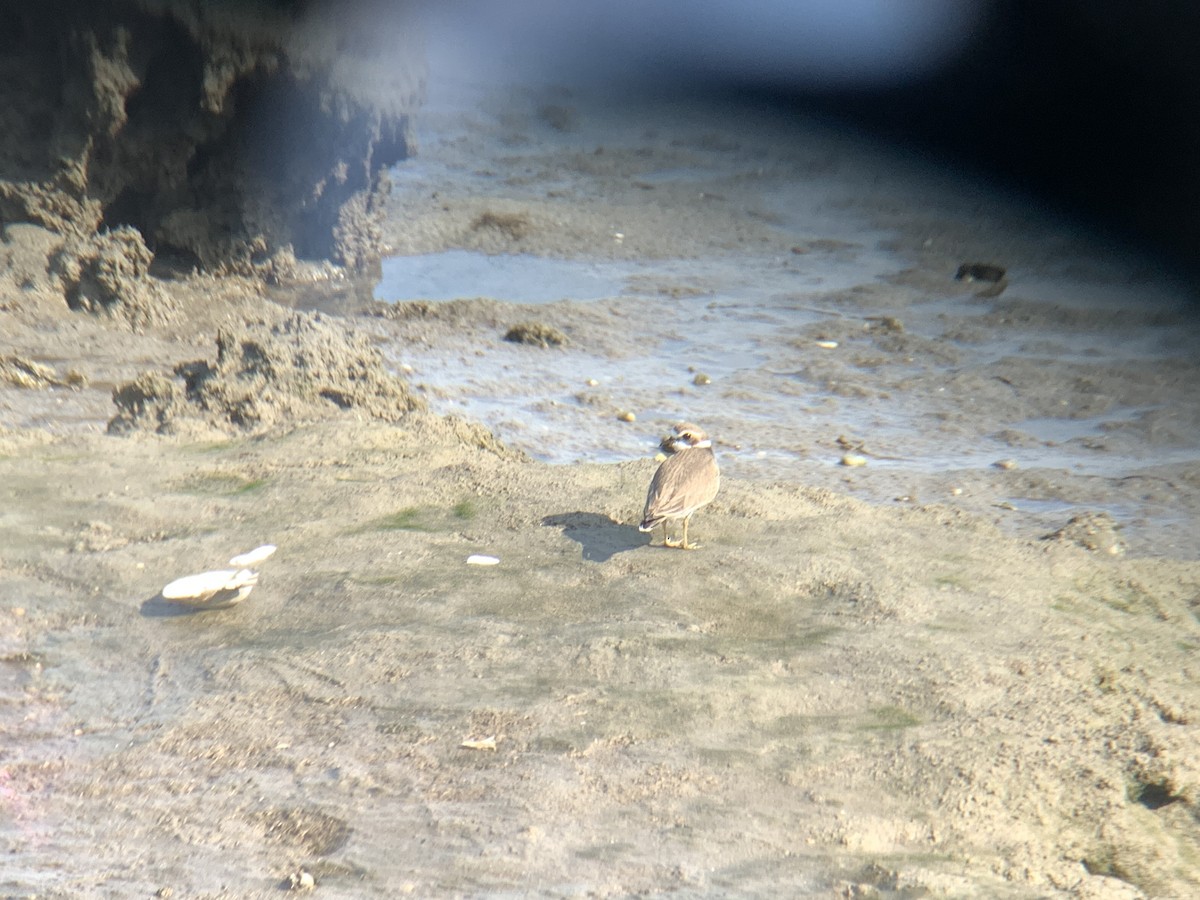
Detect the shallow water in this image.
<box><xmin>375</xmin><ymin>248</ymin><xmax>1198</xmax><ymax>483</ymax></box>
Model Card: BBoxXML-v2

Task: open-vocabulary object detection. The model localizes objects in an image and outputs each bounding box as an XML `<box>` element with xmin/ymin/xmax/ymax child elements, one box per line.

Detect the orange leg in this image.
<box><xmin>680</xmin><ymin>515</ymin><xmax>700</xmax><ymax>550</ymax></box>
<box><xmin>662</xmin><ymin>522</ymin><xmax>681</xmax><ymax>548</ymax></box>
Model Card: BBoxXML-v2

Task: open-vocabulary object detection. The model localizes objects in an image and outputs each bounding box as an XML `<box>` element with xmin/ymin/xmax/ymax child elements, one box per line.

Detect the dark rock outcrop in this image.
<box><xmin>0</xmin><ymin>0</ymin><xmax>425</xmax><ymax>273</ymax></box>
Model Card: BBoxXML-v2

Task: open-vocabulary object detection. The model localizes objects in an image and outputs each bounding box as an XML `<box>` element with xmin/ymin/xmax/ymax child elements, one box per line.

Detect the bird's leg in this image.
<box><xmin>662</xmin><ymin>521</ymin><xmax>682</xmax><ymax>548</ymax></box>
<box><xmin>680</xmin><ymin>515</ymin><xmax>700</xmax><ymax>550</ymax></box>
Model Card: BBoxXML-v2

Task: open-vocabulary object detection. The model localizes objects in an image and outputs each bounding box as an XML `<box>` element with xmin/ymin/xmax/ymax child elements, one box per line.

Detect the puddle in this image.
<box><xmin>376</xmin><ymin>251</ymin><xmax>628</xmax><ymax>304</ymax></box>
<box><xmin>1018</xmin><ymin>409</ymin><xmax>1151</xmax><ymax>445</ymax></box>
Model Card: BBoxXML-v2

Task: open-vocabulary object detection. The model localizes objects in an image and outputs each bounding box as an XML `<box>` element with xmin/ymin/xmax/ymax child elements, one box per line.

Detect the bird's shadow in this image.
<box><xmin>139</xmin><ymin>593</ymin><xmax>218</xmax><ymax>618</ymax></box>
<box><xmin>542</xmin><ymin>512</ymin><xmax>646</xmax><ymax>562</ymax></box>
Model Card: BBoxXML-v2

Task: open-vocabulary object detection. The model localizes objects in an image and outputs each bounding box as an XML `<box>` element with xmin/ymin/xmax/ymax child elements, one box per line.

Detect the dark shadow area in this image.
<box><xmin>438</xmin><ymin>1</ymin><xmax>1200</xmax><ymax>286</ymax></box>
<box><xmin>140</xmin><ymin>593</ymin><xmax>208</xmax><ymax>617</ymax></box>
<box><xmin>764</xmin><ymin>1</ymin><xmax>1200</xmax><ymax>283</ymax></box>
<box><xmin>542</xmin><ymin>512</ymin><xmax>646</xmax><ymax>563</ymax></box>
<box><xmin>139</xmin><ymin>591</ymin><xmax>248</xmax><ymax>617</ymax></box>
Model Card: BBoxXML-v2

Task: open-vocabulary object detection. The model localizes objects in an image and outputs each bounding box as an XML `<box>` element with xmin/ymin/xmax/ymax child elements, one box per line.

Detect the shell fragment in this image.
<box><xmin>161</xmin><ymin>568</ymin><xmax>259</xmax><ymax>608</ymax></box>
<box><xmin>461</xmin><ymin>736</ymin><xmax>497</xmax><ymax>751</ymax></box>
<box><xmin>228</xmin><ymin>544</ymin><xmax>277</xmax><ymax>567</ymax></box>
<box><xmin>467</xmin><ymin>555</ymin><xmax>500</xmax><ymax>566</ymax></box>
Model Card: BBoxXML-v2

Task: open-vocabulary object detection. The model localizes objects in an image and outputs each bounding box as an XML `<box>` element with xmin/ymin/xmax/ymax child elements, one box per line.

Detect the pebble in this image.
<box><xmin>287</xmin><ymin>870</ymin><xmax>315</xmax><ymax>891</ymax></box>
<box><xmin>229</xmin><ymin>544</ymin><xmax>276</xmax><ymax>567</ymax></box>
<box><xmin>840</xmin><ymin>454</ymin><xmax>868</xmax><ymax>467</ymax></box>
<box><xmin>461</xmin><ymin>736</ymin><xmax>498</xmax><ymax>751</ymax></box>
<box><xmin>692</xmin><ymin>373</ymin><xmax>712</xmax><ymax>386</ymax></box>
<box><xmin>993</xmin><ymin>458</ymin><xmax>1018</xmax><ymax>470</ymax></box>
<box><xmin>616</xmin><ymin>410</ymin><xmax>636</xmax><ymax>422</ymax></box>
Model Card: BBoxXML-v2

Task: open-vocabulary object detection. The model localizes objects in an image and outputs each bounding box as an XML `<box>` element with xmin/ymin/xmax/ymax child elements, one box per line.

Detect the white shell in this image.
<box><xmin>228</xmin><ymin>544</ymin><xmax>276</xmax><ymax>567</ymax></box>
<box><xmin>197</xmin><ymin>582</ymin><xmax>255</xmax><ymax>609</ymax></box>
<box><xmin>460</xmin><ymin>736</ymin><xmax>497</xmax><ymax>751</ymax></box>
<box><xmin>466</xmin><ymin>555</ymin><xmax>500</xmax><ymax>566</ymax></box>
<box><xmin>161</xmin><ymin>568</ymin><xmax>259</xmax><ymax>606</ymax></box>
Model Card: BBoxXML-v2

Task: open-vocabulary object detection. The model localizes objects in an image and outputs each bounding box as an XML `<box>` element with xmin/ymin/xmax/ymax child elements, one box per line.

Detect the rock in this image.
<box><xmin>955</xmin><ymin>262</ymin><xmax>1006</xmax><ymax>283</ymax></box>
<box><xmin>1045</xmin><ymin>511</ymin><xmax>1126</xmax><ymax>555</ymax></box>
<box><xmin>108</xmin><ymin>311</ymin><xmax>424</xmax><ymax>434</ymax></box>
<box><xmin>109</xmin><ymin>371</ymin><xmax>185</xmax><ymax>434</ymax></box>
<box><xmin>954</xmin><ymin>262</ymin><xmax>1008</xmax><ymax>297</ymax></box>
<box><xmin>472</xmin><ymin>210</ymin><xmax>533</xmax><ymax>241</ymax></box>
<box><xmin>504</xmin><ymin>321</ymin><xmax>568</xmax><ymax>348</ymax></box>
<box><xmin>0</xmin><ymin>354</ymin><xmax>82</xmax><ymax>389</ymax></box>
<box><xmin>286</xmin><ymin>869</ymin><xmax>315</xmax><ymax>892</ymax></box>
<box><xmin>51</xmin><ymin>227</ymin><xmax>173</xmax><ymax>330</ymax></box>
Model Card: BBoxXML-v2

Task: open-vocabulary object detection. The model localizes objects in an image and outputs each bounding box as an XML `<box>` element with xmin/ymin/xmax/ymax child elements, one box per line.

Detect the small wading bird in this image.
<box><xmin>639</xmin><ymin>423</ymin><xmax>720</xmax><ymax>550</ymax></box>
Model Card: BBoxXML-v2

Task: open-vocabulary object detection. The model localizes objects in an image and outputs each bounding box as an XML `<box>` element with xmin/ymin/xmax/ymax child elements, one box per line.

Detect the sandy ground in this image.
<box><xmin>2</xmin><ymin>81</ymin><xmax>1200</xmax><ymax>899</ymax></box>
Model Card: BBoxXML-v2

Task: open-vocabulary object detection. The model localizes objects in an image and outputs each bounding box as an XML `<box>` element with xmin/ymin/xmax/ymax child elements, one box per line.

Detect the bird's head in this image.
<box><xmin>660</xmin><ymin>422</ymin><xmax>711</xmax><ymax>453</ymax></box>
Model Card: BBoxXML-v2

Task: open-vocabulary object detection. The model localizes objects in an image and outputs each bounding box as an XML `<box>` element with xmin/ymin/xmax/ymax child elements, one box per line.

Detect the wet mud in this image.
<box><xmin>1</xmin><ymin>69</ymin><xmax>1199</xmax><ymax>900</ymax></box>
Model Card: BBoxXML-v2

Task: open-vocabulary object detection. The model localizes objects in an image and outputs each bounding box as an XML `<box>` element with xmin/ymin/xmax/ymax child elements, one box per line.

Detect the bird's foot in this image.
<box><xmin>661</xmin><ymin>538</ymin><xmax>701</xmax><ymax>550</ymax></box>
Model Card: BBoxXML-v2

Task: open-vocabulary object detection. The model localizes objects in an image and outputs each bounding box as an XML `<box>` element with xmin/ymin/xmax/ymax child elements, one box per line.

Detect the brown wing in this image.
<box><xmin>640</xmin><ymin>448</ymin><xmax>719</xmax><ymax>529</ymax></box>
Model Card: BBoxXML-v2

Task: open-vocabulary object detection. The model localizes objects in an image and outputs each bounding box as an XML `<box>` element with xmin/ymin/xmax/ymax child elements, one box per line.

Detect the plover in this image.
<box><xmin>639</xmin><ymin>423</ymin><xmax>720</xmax><ymax>550</ymax></box>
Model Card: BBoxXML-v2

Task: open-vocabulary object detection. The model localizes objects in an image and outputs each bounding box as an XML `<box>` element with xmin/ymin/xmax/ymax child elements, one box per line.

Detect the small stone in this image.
<box><xmin>1045</xmin><ymin>512</ymin><xmax>1125</xmax><ymax>556</ymax></box>
<box><xmin>840</xmin><ymin>454</ymin><xmax>867</xmax><ymax>467</ymax></box>
<box><xmin>616</xmin><ymin>410</ymin><xmax>636</xmax><ymax>423</ymax></box>
<box><xmin>865</xmin><ymin>316</ymin><xmax>904</xmax><ymax>333</ymax></box>
<box><xmin>503</xmin><ymin>322</ymin><xmax>568</xmax><ymax>348</ymax></box>
<box><xmin>955</xmin><ymin>262</ymin><xmax>1006</xmax><ymax>283</ymax></box>
<box><xmin>585</xmin><ymin>378</ymin><xmax>599</xmax><ymax>386</ymax></box>
<box><xmin>692</xmin><ymin>372</ymin><xmax>712</xmax><ymax>386</ymax></box>
<box><xmin>287</xmin><ymin>869</ymin><xmax>315</xmax><ymax>891</ymax></box>
<box><xmin>954</xmin><ymin>262</ymin><xmax>1008</xmax><ymax>297</ymax></box>
<box><xmin>993</xmin><ymin>458</ymin><xmax>1018</xmax><ymax>470</ymax></box>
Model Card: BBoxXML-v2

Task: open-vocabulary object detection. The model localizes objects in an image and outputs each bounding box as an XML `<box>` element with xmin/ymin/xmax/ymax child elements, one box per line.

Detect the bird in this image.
<box><xmin>639</xmin><ymin>422</ymin><xmax>720</xmax><ymax>550</ymax></box>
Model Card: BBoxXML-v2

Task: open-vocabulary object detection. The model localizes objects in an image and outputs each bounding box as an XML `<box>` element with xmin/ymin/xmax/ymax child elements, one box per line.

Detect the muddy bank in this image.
<box><xmin>1</xmin><ymin>75</ymin><xmax>1199</xmax><ymax>899</ymax></box>
<box><xmin>2</xmin><ymin>418</ymin><xmax>1199</xmax><ymax>898</ymax></box>
<box><xmin>0</xmin><ymin>0</ymin><xmax>424</xmax><ymax>272</ymax></box>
